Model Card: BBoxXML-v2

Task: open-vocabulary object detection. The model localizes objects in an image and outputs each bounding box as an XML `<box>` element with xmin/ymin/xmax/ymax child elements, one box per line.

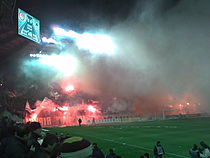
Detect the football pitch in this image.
<box><xmin>48</xmin><ymin>117</ymin><xmax>210</xmax><ymax>158</ymax></box>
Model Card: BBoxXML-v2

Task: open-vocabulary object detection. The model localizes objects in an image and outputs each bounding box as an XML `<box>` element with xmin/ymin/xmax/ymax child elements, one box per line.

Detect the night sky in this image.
<box><xmin>17</xmin><ymin>0</ymin><xmax>136</xmax><ymax>30</ymax></box>
<box><xmin>17</xmin><ymin>0</ymin><xmax>180</xmax><ymax>31</ymax></box>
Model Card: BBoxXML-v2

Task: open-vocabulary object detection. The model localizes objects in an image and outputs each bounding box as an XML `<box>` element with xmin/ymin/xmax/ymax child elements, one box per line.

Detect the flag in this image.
<box><xmin>25</xmin><ymin>100</ymin><xmax>32</xmax><ymax>113</ymax></box>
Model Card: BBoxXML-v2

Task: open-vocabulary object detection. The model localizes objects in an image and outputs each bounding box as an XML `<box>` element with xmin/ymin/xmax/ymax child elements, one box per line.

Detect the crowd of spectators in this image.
<box><xmin>0</xmin><ymin>117</ymin><xmax>122</xmax><ymax>158</ymax></box>
<box><xmin>189</xmin><ymin>142</ymin><xmax>210</xmax><ymax>158</ymax></box>
<box><xmin>0</xmin><ymin>116</ymin><xmax>210</xmax><ymax>158</ymax></box>
<box><xmin>0</xmin><ymin>117</ymin><xmax>60</xmax><ymax>158</ymax></box>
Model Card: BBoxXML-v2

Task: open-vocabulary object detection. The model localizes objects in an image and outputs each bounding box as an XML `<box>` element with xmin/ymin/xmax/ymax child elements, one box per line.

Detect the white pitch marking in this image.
<box><xmin>80</xmin><ymin>134</ymin><xmax>188</xmax><ymax>158</ymax></box>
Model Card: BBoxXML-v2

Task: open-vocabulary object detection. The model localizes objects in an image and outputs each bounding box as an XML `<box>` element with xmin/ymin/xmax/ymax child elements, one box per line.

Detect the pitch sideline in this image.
<box><xmin>79</xmin><ymin>134</ymin><xmax>188</xmax><ymax>158</ymax></box>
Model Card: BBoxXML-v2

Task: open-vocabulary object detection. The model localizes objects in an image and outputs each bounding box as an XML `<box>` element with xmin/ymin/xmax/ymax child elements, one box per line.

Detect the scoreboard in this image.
<box><xmin>18</xmin><ymin>8</ymin><xmax>41</xmax><ymax>43</ymax></box>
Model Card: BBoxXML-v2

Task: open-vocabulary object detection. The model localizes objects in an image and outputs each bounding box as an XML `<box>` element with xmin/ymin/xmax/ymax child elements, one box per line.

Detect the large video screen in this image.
<box><xmin>18</xmin><ymin>8</ymin><xmax>41</xmax><ymax>43</ymax></box>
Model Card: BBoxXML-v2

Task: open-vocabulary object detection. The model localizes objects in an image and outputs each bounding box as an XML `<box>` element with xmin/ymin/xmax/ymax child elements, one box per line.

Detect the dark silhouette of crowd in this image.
<box><xmin>0</xmin><ymin>116</ymin><xmax>210</xmax><ymax>158</ymax></box>
<box><xmin>0</xmin><ymin>117</ymin><xmax>122</xmax><ymax>158</ymax></box>
<box><xmin>0</xmin><ymin>117</ymin><xmax>60</xmax><ymax>158</ymax></box>
<box><xmin>189</xmin><ymin>142</ymin><xmax>210</xmax><ymax>158</ymax></box>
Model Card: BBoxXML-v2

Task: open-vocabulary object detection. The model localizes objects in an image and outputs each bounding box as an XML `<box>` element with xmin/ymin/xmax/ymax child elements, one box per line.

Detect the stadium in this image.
<box><xmin>0</xmin><ymin>0</ymin><xmax>210</xmax><ymax>158</ymax></box>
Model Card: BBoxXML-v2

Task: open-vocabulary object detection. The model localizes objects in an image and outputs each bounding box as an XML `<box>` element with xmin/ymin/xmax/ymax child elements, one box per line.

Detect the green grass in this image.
<box><xmin>48</xmin><ymin>117</ymin><xmax>210</xmax><ymax>158</ymax></box>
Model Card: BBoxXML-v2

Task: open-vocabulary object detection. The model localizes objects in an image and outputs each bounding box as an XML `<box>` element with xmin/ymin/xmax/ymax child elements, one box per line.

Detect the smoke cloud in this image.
<box><xmin>76</xmin><ymin>0</ymin><xmax>210</xmax><ymax>112</ymax></box>
<box><xmin>19</xmin><ymin>0</ymin><xmax>210</xmax><ymax>114</ymax></box>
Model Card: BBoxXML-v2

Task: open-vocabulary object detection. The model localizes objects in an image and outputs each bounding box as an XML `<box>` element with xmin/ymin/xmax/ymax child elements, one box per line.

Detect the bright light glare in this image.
<box><xmin>76</xmin><ymin>33</ymin><xmax>115</xmax><ymax>54</ymax></box>
<box><xmin>30</xmin><ymin>54</ymin><xmax>48</xmax><ymax>58</ymax></box>
<box><xmin>58</xmin><ymin>106</ymin><xmax>69</xmax><ymax>111</ymax></box>
<box><xmin>53</xmin><ymin>27</ymin><xmax>79</xmax><ymax>38</ymax></box>
<box><xmin>39</xmin><ymin>54</ymin><xmax>78</xmax><ymax>76</ymax></box>
<box><xmin>67</xmin><ymin>30</ymin><xmax>79</xmax><ymax>38</ymax></box>
<box><xmin>31</xmin><ymin>113</ymin><xmax>37</xmax><ymax>121</ymax></box>
<box><xmin>42</xmin><ymin>37</ymin><xmax>57</xmax><ymax>44</ymax></box>
<box><xmin>65</xmin><ymin>85</ymin><xmax>75</xmax><ymax>92</ymax></box>
<box><xmin>88</xmin><ymin>105</ymin><xmax>96</xmax><ymax>113</ymax></box>
<box><xmin>53</xmin><ymin>27</ymin><xmax>67</xmax><ymax>36</ymax></box>
<box><xmin>52</xmin><ymin>27</ymin><xmax>116</xmax><ymax>54</ymax></box>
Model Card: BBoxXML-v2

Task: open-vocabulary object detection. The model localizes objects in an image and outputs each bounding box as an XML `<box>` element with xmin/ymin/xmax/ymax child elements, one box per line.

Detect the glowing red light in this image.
<box><xmin>88</xmin><ymin>105</ymin><xmax>96</xmax><ymax>113</ymax></box>
<box><xmin>25</xmin><ymin>97</ymin><xmax>103</xmax><ymax>127</ymax></box>
<box><xmin>30</xmin><ymin>113</ymin><xmax>37</xmax><ymax>121</ymax></box>
<box><xmin>65</xmin><ymin>85</ymin><xmax>75</xmax><ymax>92</ymax></box>
<box><xmin>58</xmin><ymin>106</ymin><xmax>69</xmax><ymax>111</ymax></box>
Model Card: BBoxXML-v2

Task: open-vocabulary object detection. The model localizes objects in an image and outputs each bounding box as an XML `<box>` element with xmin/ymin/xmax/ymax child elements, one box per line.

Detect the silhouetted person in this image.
<box><xmin>0</xmin><ymin>117</ymin><xmax>15</xmax><ymax>140</ymax></box>
<box><xmin>3</xmin><ymin>123</ymin><xmax>32</xmax><ymax>158</ymax></box>
<box><xmin>78</xmin><ymin>118</ymin><xmax>82</xmax><ymax>126</ymax></box>
<box><xmin>32</xmin><ymin>133</ymin><xmax>58</xmax><ymax>158</ymax></box>
<box><xmin>144</xmin><ymin>152</ymin><xmax>150</xmax><ymax>158</ymax></box>
<box><xmin>28</xmin><ymin>122</ymin><xmax>42</xmax><ymax>151</ymax></box>
<box><xmin>200</xmin><ymin>141</ymin><xmax>210</xmax><ymax>150</ymax></box>
<box><xmin>189</xmin><ymin>144</ymin><xmax>200</xmax><ymax>158</ymax></box>
<box><xmin>92</xmin><ymin>143</ymin><xmax>105</xmax><ymax>158</ymax></box>
<box><xmin>154</xmin><ymin>141</ymin><xmax>165</xmax><ymax>158</ymax></box>
<box><xmin>199</xmin><ymin>141</ymin><xmax>210</xmax><ymax>158</ymax></box>
<box><xmin>106</xmin><ymin>149</ymin><xmax>116</xmax><ymax>158</ymax></box>
<box><xmin>92</xmin><ymin>117</ymin><xmax>95</xmax><ymax>125</ymax></box>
